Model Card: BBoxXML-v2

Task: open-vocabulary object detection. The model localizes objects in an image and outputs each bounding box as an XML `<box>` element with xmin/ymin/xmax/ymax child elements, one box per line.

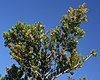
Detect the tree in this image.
<box><xmin>3</xmin><ymin>3</ymin><xmax>97</xmax><ymax>80</ymax></box>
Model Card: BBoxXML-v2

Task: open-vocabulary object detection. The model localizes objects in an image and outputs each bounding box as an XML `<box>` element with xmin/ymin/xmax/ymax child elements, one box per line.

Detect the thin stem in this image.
<box><xmin>84</xmin><ymin>54</ymin><xmax>92</xmax><ymax>62</ymax></box>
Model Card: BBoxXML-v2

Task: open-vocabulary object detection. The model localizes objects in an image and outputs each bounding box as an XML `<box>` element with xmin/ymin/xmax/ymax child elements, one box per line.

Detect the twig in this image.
<box><xmin>51</xmin><ymin>54</ymin><xmax>92</xmax><ymax>80</ymax></box>
<box><xmin>84</xmin><ymin>54</ymin><xmax>92</xmax><ymax>62</ymax></box>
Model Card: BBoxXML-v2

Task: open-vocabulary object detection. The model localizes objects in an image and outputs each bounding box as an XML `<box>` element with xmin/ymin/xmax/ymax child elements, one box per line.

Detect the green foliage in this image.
<box><xmin>90</xmin><ymin>49</ymin><xmax>97</xmax><ymax>57</ymax></box>
<box><xmin>80</xmin><ymin>77</ymin><xmax>87</xmax><ymax>80</ymax></box>
<box><xmin>3</xmin><ymin>2</ymin><xmax>97</xmax><ymax>80</ymax></box>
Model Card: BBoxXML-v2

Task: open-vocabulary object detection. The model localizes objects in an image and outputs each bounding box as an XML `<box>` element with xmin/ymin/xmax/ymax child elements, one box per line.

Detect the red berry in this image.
<box><xmin>6</xmin><ymin>69</ymin><xmax>10</xmax><ymax>72</ymax></box>
<box><xmin>17</xmin><ymin>50</ymin><xmax>20</xmax><ymax>55</ymax></box>
<box><xmin>51</xmin><ymin>53</ymin><xmax>54</xmax><ymax>57</ymax></box>
<box><xmin>16</xmin><ymin>38</ymin><xmax>18</xmax><ymax>40</ymax></box>
<box><xmin>29</xmin><ymin>50</ymin><xmax>33</xmax><ymax>54</ymax></box>
<box><xmin>7</xmin><ymin>38</ymin><xmax>11</xmax><ymax>40</ymax></box>
<box><xmin>74</xmin><ymin>49</ymin><xmax>77</xmax><ymax>52</ymax></box>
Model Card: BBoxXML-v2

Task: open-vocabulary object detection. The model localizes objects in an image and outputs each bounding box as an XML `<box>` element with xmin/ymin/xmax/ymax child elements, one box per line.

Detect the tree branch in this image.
<box><xmin>51</xmin><ymin>54</ymin><xmax>92</xmax><ymax>80</ymax></box>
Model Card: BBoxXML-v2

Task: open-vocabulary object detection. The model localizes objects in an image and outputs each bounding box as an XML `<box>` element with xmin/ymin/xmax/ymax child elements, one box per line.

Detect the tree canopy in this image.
<box><xmin>2</xmin><ymin>2</ymin><xmax>97</xmax><ymax>80</ymax></box>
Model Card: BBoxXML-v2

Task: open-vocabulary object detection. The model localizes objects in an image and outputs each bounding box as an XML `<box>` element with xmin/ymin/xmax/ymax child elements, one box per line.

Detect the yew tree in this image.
<box><xmin>3</xmin><ymin>3</ymin><xmax>97</xmax><ymax>80</ymax></box>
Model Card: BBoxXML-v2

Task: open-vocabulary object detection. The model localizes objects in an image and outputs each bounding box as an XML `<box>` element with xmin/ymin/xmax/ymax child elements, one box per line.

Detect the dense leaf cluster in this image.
<box><xmin>3</xmin><ymin>3</ymin><xmax>97</xmax><ymax>80</ymax></box>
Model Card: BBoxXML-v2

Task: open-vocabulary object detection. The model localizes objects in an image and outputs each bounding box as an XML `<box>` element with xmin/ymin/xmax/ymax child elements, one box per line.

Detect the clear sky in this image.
<box><xmin>0</xmin><ymin>0</ymin><xmax>100</xmax><ymax>80</ymax></box>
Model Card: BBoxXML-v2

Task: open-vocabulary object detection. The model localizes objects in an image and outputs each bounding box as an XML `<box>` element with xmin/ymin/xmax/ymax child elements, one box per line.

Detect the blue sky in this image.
<box><xmin>0</xmin><ymin>0</ymin><xmax>100</xmax><ymax>80</ymax></box>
